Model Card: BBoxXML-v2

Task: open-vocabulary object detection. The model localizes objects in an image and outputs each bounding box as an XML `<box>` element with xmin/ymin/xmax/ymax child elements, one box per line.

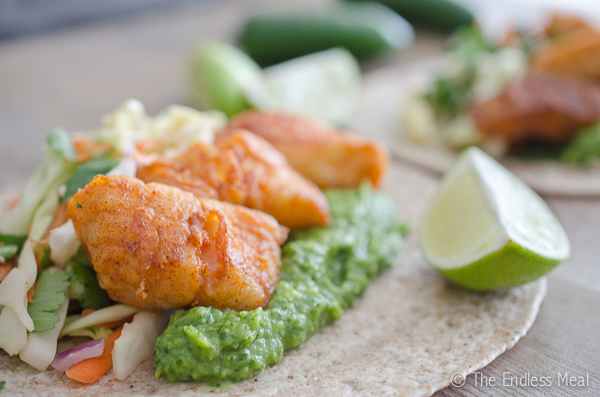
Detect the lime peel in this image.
<box><xmin>422</xmin><ymin>147</ymin><xmax>570</xmax><ymax>290</ymax></box>
<box><xmin>438</xmin><ymin>241</ymin><xmax>562</xmax><ymax>291</ymax></box>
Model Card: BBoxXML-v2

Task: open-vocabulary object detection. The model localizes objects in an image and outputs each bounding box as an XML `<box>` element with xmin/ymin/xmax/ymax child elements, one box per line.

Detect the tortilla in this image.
<box><xmin>0</xmin><ymin>162</ymin><xmax>546</xmax><ymax>396</ymax></box>
<box><xmin>393</xmin><ymin>142</ymin><xmax>600</xmax><ymax>197</ymax></box>
<box><xmin>350</xmin><ymin>57</ymin><xmax>600</xmax><ymax>198</ymax></box>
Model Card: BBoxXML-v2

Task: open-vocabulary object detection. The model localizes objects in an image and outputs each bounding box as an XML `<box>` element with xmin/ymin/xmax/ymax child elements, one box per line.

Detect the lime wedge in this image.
<box><xmin>248</xmin><ymin>47</ymin><xmax>362</xmax><ymax>126</ymax></box>
<box><xmin>189</xmin><ymin>41</ymin><xmax>263</xmax><ymax>117</ymax></box>
<box><xmin>421</xmin><ymin>147</ymin><xmax>570</xmax><ymax>290</ymax></box>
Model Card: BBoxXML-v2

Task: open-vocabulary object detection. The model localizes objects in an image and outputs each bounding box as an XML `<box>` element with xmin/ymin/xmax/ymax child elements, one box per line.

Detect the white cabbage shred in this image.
<box><xmin>0</xmin><ymin>266</ymin><xmax>33</xmax><ymax>335</ymax></box>
<box><xmin>49</xmin><ymin>220</ymin><xmax>80</xmax><ymax>267</ymax></box>
<box><xmin>0</xmin><ymin>140</ymin><xmax>73</xmax><ymax>235</ymax></box>
<box><xmin>29</xmin><ymin>190</ymin><xmax>60</xmax><ymax>242</ymax></box>
<box><xmin>19</xmin><ymin>299</ymin><xmax>69</xmax><ymax>371</ymax></box>
<box><xmin>112</xmin><ymin>311</ymin><xmax>170</xmax><ymax>380</ymax></box>
<box><xmin>0</xmin><ymin>304</ymin><xmax>28</xmax><ymax>355</ymax></box>
<box><xmin>63</xmin><ymin>325</ymin><xmax>113</xmax><ymax>341</ymax></box>
<box><xmin>0</xmin><ymin>187</ymin><xmax>62</xmax><ymax>355</ymax></box>
<box><xmin>0</xmin><ymin>132</ymin><xmax>74</xmax><ymax>356</ymax></box>
<box><xmin>60</xmin><ymin>304</ymin><xmax>138</xmax><ymax>338</ymax></box>
<box><xmin>0</xmin><ymin>241</ymin><xmax>37</xmax><ymax>333</ymax></box>
<box><xmin>107</xmin><ymin>157</ymin><xmax>137</xmax><ymax>178</ymax></box>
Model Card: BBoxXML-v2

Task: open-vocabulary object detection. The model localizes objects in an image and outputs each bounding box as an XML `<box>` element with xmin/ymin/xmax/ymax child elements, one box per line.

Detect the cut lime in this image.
<box><xmin>189</xmin><ymin>42</ymin><xmax>361</xmax><ymax>125</ymax></box>
<box><xmin>421</xmin><ymin>147</ymin><xmax>570</xmax><ymax>290</ymax></box>
<box><xmin>189</xmin><ymin>41</ymin><xmax>263</xmax><ymax>117</ymax></box>
<box><xmin>249</xmin><ymin>47</ymin><xmax>362</xmax><ymax>126</ymax></box>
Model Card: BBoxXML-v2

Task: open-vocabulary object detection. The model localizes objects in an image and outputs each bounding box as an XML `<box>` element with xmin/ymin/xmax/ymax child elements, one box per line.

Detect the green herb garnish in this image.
<box><xmin>47</xmin><ymin>127</ymin><xmax>77</xmax><ymax>162</ymax></box>
<box><xmin>561</xmin><ymin>122</ymin><xmax>600</xmax><ymax>165</ymax></box>
<box><xmin>66</xmin><ymin>249</ymin><xmax>110</xmax><ymax>310</ymax></box>
<box><xmin>27</xmin><ymin>269</ymin><xmax>70</xmax><ymax>332</ymax></box>
<box><xmin>61</xmin><ymin>155</ymin><xmax>119</xmax><ymax>203</ymax></box>
<box><xmin>0</xmin><ymin>234</ymin><xmax>27</xmax><ymax>261</ymax></box>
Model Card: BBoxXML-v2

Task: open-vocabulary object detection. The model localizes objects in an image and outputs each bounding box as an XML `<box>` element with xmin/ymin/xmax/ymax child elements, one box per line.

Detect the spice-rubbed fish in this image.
<box><xmin>471</xmin><ymin>72</ymin><xmax>600</xmax><ymax>145</ymax></box>
<box><xmin>531</xmin><ymin>15</ymin><xmax>600</xmax><ymax>81</ymax></box>
<box><xmin>137</xmin><ymin>130</ymin><xmax>330</xmax><ymax>229</ymax></box>
<box><xmin>67</xmin><ymin>175</ymin><xmax>288</xmax><ymax>312</ymax></box>
<box><xmin>218</xmin><ymin>111</ymin><xmax>389</xmax><ymax>189</ymax></box>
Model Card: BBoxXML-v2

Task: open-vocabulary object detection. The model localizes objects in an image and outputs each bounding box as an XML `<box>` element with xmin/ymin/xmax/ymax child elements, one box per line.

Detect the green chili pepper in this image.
<box><xmin>345</xmin><ymin>0</ymin><xmax>474</xmax><ymax>32</ymax></box>
<box><xmin>238</xmin><ymin>2</ymin><xmax>414</xmax><ymax>67</ymax></box>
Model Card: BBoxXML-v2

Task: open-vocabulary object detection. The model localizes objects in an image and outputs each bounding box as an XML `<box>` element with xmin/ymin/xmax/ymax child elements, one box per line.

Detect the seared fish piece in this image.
<box><xmin>471</xmin><ymin>72</ymin><xmax>600</xmax><ymax>145</ymax></box>
<box><xmin>218</xmin><ymin>111</ymin><xmax>389</xmax><ymax>189</ymax></box>
<box><xmin>68</xmin><ymin>175</ymin><xmax>288</xmax><ymax>312</ymax></box>
<box><xmin>531</xmin><ymin>17</ymin><xmax>600</xmax><ymax>81</ymax></box>
<box><xmin>137</xmin><ymin>131</ymin><xmax>331</xmax><ymax>229</ymax></box>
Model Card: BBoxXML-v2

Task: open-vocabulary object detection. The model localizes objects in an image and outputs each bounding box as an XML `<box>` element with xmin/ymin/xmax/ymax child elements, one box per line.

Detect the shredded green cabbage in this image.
<box><xmin>0</xmin><ymin>129</ymin><xmax>75</xmax><ymax>236</ymax></box>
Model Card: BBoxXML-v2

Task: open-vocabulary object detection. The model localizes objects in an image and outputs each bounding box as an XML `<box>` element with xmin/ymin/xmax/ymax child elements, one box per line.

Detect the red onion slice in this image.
<box><xmin>51</xmin><ymin>338</ymin><xmax>105</xmax><ymax>372</ymax></box>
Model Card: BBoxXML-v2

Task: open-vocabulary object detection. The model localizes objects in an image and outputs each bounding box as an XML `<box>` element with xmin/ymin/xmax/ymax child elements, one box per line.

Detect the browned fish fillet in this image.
<box><xmin>532</xmin><ymin>20</ymin><xmax>600</xmax><ymax>81</ymax></box>
<box><xmin>68</xmin><ymin>175</ymin><xmax>288</xmax><ymax>312</ymax></box>
<box><xmin>137</xmin><ymin>130</ymin><xmax>331</xmax><ymax>229</ymax></box>
<box><xmin>218</xmin><ymin>111</ymin><xmax>389</xmax><ymax>189</ymax></box>
<box><xmin>471</xmin><ymin>72</ymin><xmax>600</xmax><ymax>145</ymax></box>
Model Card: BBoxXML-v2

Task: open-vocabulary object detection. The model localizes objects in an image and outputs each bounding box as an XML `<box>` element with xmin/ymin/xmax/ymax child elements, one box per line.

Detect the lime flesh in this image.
<box><xmin>255</xmin><ymin>47</ymin><xmax>362</xmax><ymax>126</ymax></box>
<box><xmin>422</xmin><ymin>147</ymin><xmax>570</xmax><ymax>290</ymax></box>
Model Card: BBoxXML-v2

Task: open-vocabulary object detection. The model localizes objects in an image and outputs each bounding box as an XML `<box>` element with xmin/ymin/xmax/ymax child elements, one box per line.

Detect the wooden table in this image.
<box><xmin>0</xmin><ymin>0</ymin><xmax>598</xmax><ymax>395</ymax></box>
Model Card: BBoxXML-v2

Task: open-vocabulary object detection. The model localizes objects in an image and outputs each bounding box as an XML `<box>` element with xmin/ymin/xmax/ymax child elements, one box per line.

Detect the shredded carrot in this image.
<box><xmin>72</xmin><ymin>138</ymin><xmax>113</xmax><ymax>163</ymax></box>
<box><xmin>96</xmin><ymin>315</ymin><xmax>134</xmax><ymax>329</ymax></box>
<box><xmin>27</xmin><ymin>285</ymin><xmax>35</xmax><ymax>303</ymax></box>
<box><xmin>135</xmin><ymin>138</ymin><xmax>165</xmax><ymax>154</ymax></box>
<box><xmin>46</xmin><ymin>202</ymin><xmax>70</xmax><ymax>233</ymax></box>
<box><xmin>8</xmin><ymin>194</ymin><xmax>20</xmax><ymax>210</ymax></box>
<box><xmin>80</xmin><ymin>309</ymin><xmax>132</xmax><ymax>329</ymax></box>
<box><xmin>65</xmin><ymin>326</ymin><xmax>123</xmax><ymax>384</ymax></box>
<box><xmin>81</xmin><ymin>309</ymin><xmax>96</xmax><ymax>317</ymax></box>
<box><xmin>0</xmin><ymin>260</ymin><xmax>16</xmax><ymax>282</ymax></box>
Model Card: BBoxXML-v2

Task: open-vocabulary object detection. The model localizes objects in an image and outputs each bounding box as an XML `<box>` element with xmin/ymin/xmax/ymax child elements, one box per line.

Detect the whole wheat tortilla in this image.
<box><xmin>350</xmin><ymin>57</ymin><xmax>600</xmax><ymax>198</ymax></box>
<box><xmin>0</xmin><ymin>163</ymin><xmax>547</xmax><ymax>396</ymax></box>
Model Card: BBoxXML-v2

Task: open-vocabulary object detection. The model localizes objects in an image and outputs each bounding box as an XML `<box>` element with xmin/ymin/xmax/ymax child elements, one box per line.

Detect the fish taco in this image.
<box><xmin>372</xmin><ymin>15</ymin><xmax>600</xmax><ymax>197</ymax></box>
<box><xmin>0</xmin><ymin>102</ymin><xmax>546</xmax><ymax>396</ymax></box>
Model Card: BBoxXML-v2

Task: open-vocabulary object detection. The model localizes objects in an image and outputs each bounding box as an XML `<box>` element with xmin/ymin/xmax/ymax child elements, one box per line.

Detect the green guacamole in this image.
<box><xmin>154</xmin><ymin>186</ymin><xmax>406</xmax><ymax>384</ymax></box>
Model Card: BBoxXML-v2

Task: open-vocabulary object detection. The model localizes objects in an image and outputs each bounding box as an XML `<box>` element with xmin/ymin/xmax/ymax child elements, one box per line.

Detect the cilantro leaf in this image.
<box><xmin>425</xmin><ymin>75</ymin><xmax>474</xmax><ymax>119</ymax></box>
<box><xmin>426</xmin><ymin>26</ymin><xmax>491</xmax><ymax>119</ymax></box>
<box><xmin>27</xmin><ymin>269</ymin><xmax>70</xmax><ymax>332</ymax></box>
<box><xmin>66</xmin><ymin>249</ymin><xmax>110</xmax><ymax>310</ymax></box>
<box><xmin>448</xmin><ymin>26</ymin><xmax>491</xmax><ymax>67</ymax></box>
<box><xmin>0</xmin><ymin>380</ymin><xmax>4</xmax><ymax>390</ymax></box>
<box><xmin>0</xmin><ymin>234</ymin><xmax>27</xmax><ymax>247</ymax></box>
<box><xmin>0</xmin><ymin>233</ymin><xmax>28</xmax><ymax>261</ymax></box>
<box><xmin>61</xmin><ymin>157</ymin><xmax>120</xmax><ymax>203</ymax></box>
<box><xmin>47</xmin><ymin>127</ymin><xmax>77</xmax><ymax>162</ymax></box>
<box><xmin>561</xmin><ymin>122</ymin><xmax>600</xmax><ymax>165</ymax></box>
<box><xmin>0</xmin><ymin>246</ymin><xmax>18</xmax><ymax>260</ymax></box>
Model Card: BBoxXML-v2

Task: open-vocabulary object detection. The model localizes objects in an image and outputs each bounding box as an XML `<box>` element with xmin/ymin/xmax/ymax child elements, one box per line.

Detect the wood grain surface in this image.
<box><xmin>0</xmin><ymin>0</ymin><xmax>598</xmax><ymax>395</ymax></box>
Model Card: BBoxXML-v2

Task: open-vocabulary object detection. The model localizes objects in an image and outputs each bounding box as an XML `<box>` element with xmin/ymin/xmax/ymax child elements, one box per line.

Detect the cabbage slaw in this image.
<box><xmin>0</xmin><ymin>100</ymin><xmax>225</xmax><ymax>379</ymax></box>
